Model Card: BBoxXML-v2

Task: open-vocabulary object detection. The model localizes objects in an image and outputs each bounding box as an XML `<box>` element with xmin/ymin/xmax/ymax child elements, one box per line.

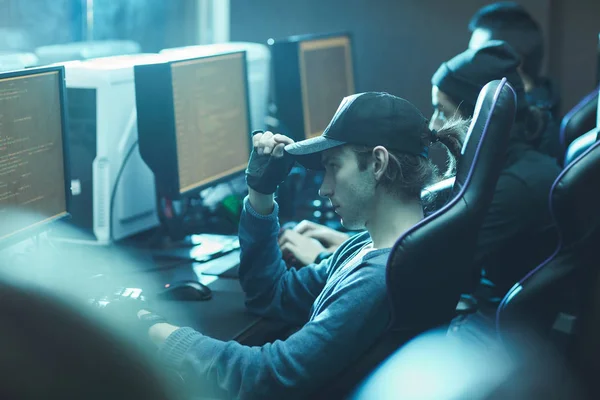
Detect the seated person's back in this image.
<box><xmin>476</xmin><ymin>142</ymin><xmax>560</xmax><ymax>293</ymax></box>
<box><xmin>431</xmin><ymin>40</ymin><xmax>561</xmax><ymax>298</ymax></box>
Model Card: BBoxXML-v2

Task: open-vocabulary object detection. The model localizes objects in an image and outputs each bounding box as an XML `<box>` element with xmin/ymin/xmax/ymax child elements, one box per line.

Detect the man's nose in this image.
<box><xmin>319</xmin><ymin>180</ymin><xmax>332</xmax><ymax>198</ymax></box>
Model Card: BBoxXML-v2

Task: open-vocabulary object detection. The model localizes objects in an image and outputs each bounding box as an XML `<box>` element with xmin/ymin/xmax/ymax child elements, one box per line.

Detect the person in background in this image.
<box><xmin>134</xmin><ymin>92</ymin><xmax>468</xmax><ymax>399</ymax></box>
<box><xmin>430</xmin><ymin>40</ymin><xmax>561</xmax><ymax>299</ymax></box>
<box><xmin>468</xmin><ymin>1</ymin><xmax>562</xmax><ymax>160</ymax></box>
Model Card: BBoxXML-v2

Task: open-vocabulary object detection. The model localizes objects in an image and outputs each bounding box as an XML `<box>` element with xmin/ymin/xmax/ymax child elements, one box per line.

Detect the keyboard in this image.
<box><xmin>88</xmin><ymin>286</ymin><xmax>145</xmax><ymax>310</ymax></box>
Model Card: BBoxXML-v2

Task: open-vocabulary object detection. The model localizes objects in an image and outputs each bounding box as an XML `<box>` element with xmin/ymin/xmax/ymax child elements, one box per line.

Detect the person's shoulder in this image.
<box><xmin>503</xmin><ymin>146</ymin><xmax>561</xmax><ymax>184</ymax></box>
<box><xmin>493</xmin><ymin>149</ymin><xmax>560</xmax><ymax>215</ymax></box>
<box><xmin>347</xmin><ymin>250</ymin><xmax>391</xmax><ymax>290</ymax></box>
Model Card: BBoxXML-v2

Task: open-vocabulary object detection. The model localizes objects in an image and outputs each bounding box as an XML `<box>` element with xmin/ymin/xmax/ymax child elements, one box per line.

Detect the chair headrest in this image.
<box><xmin>385</xmin><ymin>79</ymin><xmax>516</xmax><ymax>331</ymax></box>
<box><xmin>453</xmin><ymin>79</ymin><xmax>516</xmax><ymax>201</ymax></box>
<box><xmin>560</xmin><ymin>88</ymin><xmax>599</xmax><ymax>150</ymax></box>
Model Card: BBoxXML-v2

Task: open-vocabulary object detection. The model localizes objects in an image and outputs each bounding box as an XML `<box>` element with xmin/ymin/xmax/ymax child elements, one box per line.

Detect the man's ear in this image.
<box><xmin>371</xmin><ymin>146</ymin><xmax>389</xmax><ymax>181</ymax></box>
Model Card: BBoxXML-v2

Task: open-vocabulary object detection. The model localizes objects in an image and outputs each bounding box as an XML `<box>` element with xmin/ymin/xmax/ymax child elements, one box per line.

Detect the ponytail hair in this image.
<box><xmin>433</xmin><ymin>117</ymin><xmax>471</xmax><ymax>178</ymax></box>
<box><xmin>349</xmin><ymin>116</ymin><xmax>470</xmax><ymax>201</ymax></box>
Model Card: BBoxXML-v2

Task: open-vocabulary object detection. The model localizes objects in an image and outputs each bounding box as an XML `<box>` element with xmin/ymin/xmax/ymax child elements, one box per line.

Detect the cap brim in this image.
<box><xmin>284</xmin><ymin>136</ymin><xmax>346</xmax><ymax>170</ymax></box>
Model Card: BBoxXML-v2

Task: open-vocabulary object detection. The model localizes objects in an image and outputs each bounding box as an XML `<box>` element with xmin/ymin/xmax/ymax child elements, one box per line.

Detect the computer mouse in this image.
<box><xmin>155</xmin><ymin>280</ymin><xmax>212</xmax><ymax>301</ymax></box>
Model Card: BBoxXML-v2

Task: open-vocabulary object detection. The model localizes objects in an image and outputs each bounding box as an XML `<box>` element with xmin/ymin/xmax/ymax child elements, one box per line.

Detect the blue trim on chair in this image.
<box><xmin>559</xmin><ymin>87</ymin><xmax>599</xmax><ymax>149</ymax></box>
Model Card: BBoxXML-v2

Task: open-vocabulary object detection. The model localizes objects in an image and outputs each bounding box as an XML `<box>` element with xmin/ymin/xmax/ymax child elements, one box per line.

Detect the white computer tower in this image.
<box><xmin>35</xmin><ymin>40</ymin><xmax>141</xmax><ymax>66</ymax></box>
<box><xmin>160</xmin><ymin>42</ymin><xmax>271</xmax><ymax>132</ymax></box>
<box><xmin>60</xmin><ymin>54</ymin><xmax>164</xmax><ymax>244</ymax></box>
<box><xmin>0</xmin><ymin>52</ymin><xmax>39</xmax><ymax>71</ymax></box>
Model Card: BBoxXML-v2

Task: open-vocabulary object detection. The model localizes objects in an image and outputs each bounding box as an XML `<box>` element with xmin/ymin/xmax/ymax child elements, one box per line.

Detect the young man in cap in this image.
<box><xmin>136</xmin><ymin>92</ymin><xmax>466</xmax><ymax>399</ymax></box>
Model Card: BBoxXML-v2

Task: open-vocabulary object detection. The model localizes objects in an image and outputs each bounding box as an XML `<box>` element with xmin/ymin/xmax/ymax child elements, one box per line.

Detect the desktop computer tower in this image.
<box><xmin>160</xmin><ymin>42</ymin><xmax>270</xmax><ymax>132</ymax></box>
<box><xmin>0</xmin><ymin>52</ymin><xmax>39</xmax><ymax>71</ymax></box>
<box><xmin>59</xmin><ymin>54</ymin><xmax>163</xmax><ymax>243</ymax></box>
<box><xmin>35</xmin><ymin>40</ymin><xmax>141</xmax><ymax>65</ymax></box>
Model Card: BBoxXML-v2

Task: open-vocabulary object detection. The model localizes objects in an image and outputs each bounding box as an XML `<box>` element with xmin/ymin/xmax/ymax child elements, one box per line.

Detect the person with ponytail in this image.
<box><xmin>136</xmin><ymin>92</ymin><xmax>471</xmax><ymax>399</ymax></box>
<box><xmin>430</xmin><ymin>40</ymin><xmax>561</xmax><ymax>299</ymax></box>
<box><xmin>277</xmin><ymin>98</ymin><xmax>468</xmax><ymax>267</ymax></box>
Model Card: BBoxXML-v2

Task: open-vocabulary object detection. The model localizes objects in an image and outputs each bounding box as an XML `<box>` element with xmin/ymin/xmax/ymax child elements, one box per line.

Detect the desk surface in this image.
<box><xmin>103</xmin><ymin>251</ymin><xmax>289</xmax><ymax>344</ymax></box>
<box><xmin>27</xmin><ymin>242</ymin><xmax>289</xmax><ymax>345</ymax></box>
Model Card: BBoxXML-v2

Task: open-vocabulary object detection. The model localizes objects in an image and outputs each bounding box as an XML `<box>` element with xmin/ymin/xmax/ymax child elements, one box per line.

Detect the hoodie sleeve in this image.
<box><xmin>236</xmin><ymin>196</ymin><xmax>330</xmax><ymax>325</ymax></box>
<box><xmin>157</xmin><ymin>261</ymin><xmax>390</xmax><ymax>400</ymax></box>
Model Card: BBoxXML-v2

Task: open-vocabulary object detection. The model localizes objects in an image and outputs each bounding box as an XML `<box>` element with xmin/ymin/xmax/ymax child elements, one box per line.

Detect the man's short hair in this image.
<box><xmin>468</xmin><ymin>2</ymin><xmax>544</xmax><ymax>79</ymax></box>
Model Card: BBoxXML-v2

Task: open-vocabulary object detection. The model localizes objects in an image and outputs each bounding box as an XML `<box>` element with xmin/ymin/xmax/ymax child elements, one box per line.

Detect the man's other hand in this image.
<box><xmin>278</xmin><ymin>229</ymin><xmax>327</xmax><ymax>266</ymax></box>
<box><xmin>294</xmin><ymin>220</ymin><xmax>350</xmax><ymax>251</ymax></box>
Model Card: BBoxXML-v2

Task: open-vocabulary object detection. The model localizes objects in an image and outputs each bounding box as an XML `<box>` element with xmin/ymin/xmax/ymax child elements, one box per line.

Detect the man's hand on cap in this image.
<box><xmin>254</xmin><ymin>131</ymin><xmax>294</xmax><ymax>157</ymax></box>
<box><xmin>246</xmin><ymin>131</ymin><xmax>296</xmax><ymax>195</ymax></box>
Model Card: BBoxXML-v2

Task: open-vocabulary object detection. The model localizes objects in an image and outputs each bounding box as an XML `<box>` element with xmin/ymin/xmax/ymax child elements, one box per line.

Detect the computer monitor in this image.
<box><xmin>57</xmin><ymin>54</ymin><xmax>164</xmax><ymax>244</ymax></box>
<box><xmin>0</xmin><ymin>66</ymin><xmax>70</xmax><ymax>248</ymax></box>
<box><xmin>269</xmin><ymin>32</ymin><xmax>356</xmax><ymax>140</ymax></box>
<box><xmin>134</xmin><ymin>51</ymin><xmax>251</xmax><ymax>199</ymax></box>
<box><xmin>160</xmin><ymin>42</ymin><xmax>270</xmax><ymax>133</ymax></box>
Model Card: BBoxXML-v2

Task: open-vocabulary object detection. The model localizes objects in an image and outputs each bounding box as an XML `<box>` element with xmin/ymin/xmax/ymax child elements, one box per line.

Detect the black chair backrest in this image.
<box><xmin>313</xmin><ymin>79</ymin><xmax>516</xmax><ymax>399</ymax></box>
<box><xmin>420</xmin><ymin>77</ymin><xmax>517</xmax><ymax>216</ymax></box>
<box><xmin>560</xmin><ymin>88</ymin><xmax>598</xmax><ymax>153</ymax></box>
<box><xmin>386</xmin><ymin>79</ymin><xmax>514</xmax><ymax>333</ymax></box>
<box><xmin>496</xmin><ymin>140</ymin><xmax>600</xmax><ymax>343</ymax></box>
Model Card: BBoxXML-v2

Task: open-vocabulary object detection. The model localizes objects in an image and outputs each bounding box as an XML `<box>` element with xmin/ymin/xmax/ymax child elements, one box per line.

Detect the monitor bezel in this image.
<box><xmin>0</xmin><ymin>65</ymin><xmax>72</xmax><ymax>250</ymax></box>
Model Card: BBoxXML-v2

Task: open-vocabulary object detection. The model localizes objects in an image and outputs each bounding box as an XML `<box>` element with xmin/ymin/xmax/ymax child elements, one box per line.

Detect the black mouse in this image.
<box><xmin>155</xmin><ymin>280</ymin><xmax>212</xmax><ymax>301</ymax></box>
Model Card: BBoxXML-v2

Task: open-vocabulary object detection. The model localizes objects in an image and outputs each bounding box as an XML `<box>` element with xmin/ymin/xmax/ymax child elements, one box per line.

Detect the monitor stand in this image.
<box><xmin>127</xmin><ymin>195</ymin><xmax>240</xmax><ymax>263</ymax></box>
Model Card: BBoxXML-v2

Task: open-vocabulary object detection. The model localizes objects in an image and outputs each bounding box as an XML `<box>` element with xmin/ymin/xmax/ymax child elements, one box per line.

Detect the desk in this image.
<box><xmin>99</xmin><ymin>250</ymin><xmax>292</xmax><ymax>345</ymax></box>
<box><xmin>29</xmin><ymin>240</ymin><xmax>292</xmax><ymax>346</ymax></box>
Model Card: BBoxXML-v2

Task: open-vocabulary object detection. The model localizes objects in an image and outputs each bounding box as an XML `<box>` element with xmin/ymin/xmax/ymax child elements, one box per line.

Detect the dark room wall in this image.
<box><xmin>231</xmin><ymin>0</ymin><xmax>598</xmax><ymax>118</ymax></box>
<box><xmin>547</xmin><ymin>0</ymin><xmax>600</xmax><ymax>115</ymax></box>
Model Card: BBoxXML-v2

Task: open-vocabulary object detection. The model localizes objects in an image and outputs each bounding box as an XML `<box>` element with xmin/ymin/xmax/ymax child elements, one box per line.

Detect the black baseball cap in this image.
<box><xmin>285</xmin><ymin>92</ymin><xmax>430</xmax><ymax>170</ymax></box>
